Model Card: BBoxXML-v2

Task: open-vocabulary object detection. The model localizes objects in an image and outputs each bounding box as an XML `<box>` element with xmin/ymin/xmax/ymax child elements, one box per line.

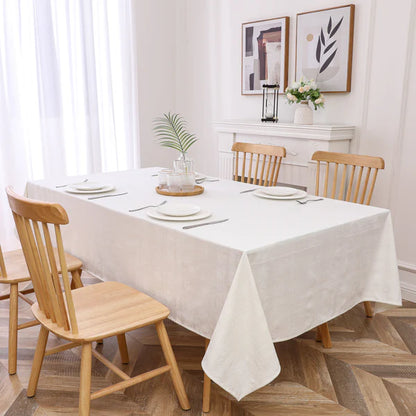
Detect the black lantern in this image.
<box><xmin>261</xmin><ymin>84</ymin><xmax>279</xmax><ymax>122</ymax></box>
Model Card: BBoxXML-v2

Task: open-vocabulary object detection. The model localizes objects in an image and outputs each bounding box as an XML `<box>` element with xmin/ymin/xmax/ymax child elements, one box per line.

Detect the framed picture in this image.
<box><xmin>241</xmin><ymin>17</ymin><xmax>289</xmax><ymax>95</ymax></box>
<box><xmin>295</xmin><ymin>5</ymin><xmax>355</xmax><ymax>92</ymax></box>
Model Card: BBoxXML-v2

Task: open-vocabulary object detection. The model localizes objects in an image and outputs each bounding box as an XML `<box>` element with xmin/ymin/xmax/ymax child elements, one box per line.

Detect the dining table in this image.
<box><xmin>25</xmin><ymin>167</ymin><xmax>402</xmax><ymax>401</ymax></box>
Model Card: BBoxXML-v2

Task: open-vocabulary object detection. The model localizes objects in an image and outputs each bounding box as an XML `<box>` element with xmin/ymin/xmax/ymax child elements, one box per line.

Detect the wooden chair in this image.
<box><xmin>232</xmin><ymin>142</ymin><xmax>286</xmax><ymax>186</ymax></box>
<box><xmin>6</xmin><ymin>187</ymin><xmax>190</xmax><ymax>416</ymax></box>
<box><xmin>0</xmin><ymin>245</ymin><xmax>82</xmax><ymax>375</ymax></box>
<box><xmin>312</xmin><ymin>151</ymin><xmax>385</xmax><ymax>348</ymax></box>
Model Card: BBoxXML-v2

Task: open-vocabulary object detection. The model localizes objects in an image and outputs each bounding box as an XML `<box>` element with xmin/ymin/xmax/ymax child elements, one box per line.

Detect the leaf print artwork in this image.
<box><xmin>327</xmin><ymin>16</ymin><xmax>332</xmax><ymax>34</ymax></box>
<box><xmin>320</xmin><ymin>28</ymin><xmax>326</xmax><ymax>46</ymax></box>
<box><xmin>295</xmin><ymin>5</ymin><xmax>354</xmax><ymax>92</ymax></box>
<box><xmin>316</xmin><ymin>38</ymin><xmax>321</xmax><ymax>63</ymax></box>
<box><xmin>330</xmin><ymin>17</ymin><xmax>343</xmax><ymax>38</ymax></box>
<box><xmin>315</xmin><ymin>15</ymin><xmax>343</xmax><ymax>80</ymax></box>
<box><xmin>324</xmin><ymin>40</ymin><xmax>336</xmax><ymax>54</ymax></box>
<box><xmin>320</xmin><ymin>49</ymin><xmax>337</xmax><ymax>73</ymax></box>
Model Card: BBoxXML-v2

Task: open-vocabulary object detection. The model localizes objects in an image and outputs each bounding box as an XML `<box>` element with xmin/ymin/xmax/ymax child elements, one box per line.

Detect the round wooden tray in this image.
<box><xmin>155</xmin><ymin>185</ymin><xmax>204</xmax><ymax>196</ymax></box>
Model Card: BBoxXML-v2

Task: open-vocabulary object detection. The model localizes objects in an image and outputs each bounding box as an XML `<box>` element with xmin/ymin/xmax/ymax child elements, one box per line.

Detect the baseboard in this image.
<box><xmin>401</xmin><ymin>282</ymin><xmax>416</xmax><ymax>303</ymax></box>
<box><xmin>399</xmin><ymin>261</ymin><xmax>416</xmax><ymax>302</ymax></box>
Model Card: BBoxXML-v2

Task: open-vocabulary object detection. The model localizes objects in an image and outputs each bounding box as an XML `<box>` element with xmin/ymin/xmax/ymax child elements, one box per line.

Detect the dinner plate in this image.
<box><xmin>253</xmin><ymin>189</ymin><xmax>307</xmax><ymax>200</ymax></box>
<box><xmin>158</xmin><ymin>203</ymin><xmax>201</xmax><ymax>217</ymax></box>
<box><xmin>261</xmin><ymin>186</ymin><xmax>299</xmax><ymax>197</ymax></box>
<box><xmin>65</xmin><ymin>184</ymin><xmax>115</xmax><ymax>194</ymax></box>
<box><xmin>74</xmin><ymin>182</ymin><xmax>106</xmax><ymax>191</ymax></box>
<box><xmin>147</xmin><ymin>208</ymin><xmax>211</xmax><ymax>222</ymax></box>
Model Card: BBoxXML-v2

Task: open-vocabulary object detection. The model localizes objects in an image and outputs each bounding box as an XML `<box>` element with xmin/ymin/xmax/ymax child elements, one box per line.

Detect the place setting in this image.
<box><xmin>130</xmin><ymin>201</ymin><xmax>228</xmax><ymax>229</ymax></box>
<box><xmin>55</xmin><ymin>179</ymin><xmax>127</xmax><ymax>200</ymax></box>
<box><xmin>251</xmin><ymin>186</ymin><xmax>307</xmax><ymax>200</ymax></box>
<box><xmin>247</xmin><ymin>185</ymin><xmax>324</xmax><ymax>204</ymax></box>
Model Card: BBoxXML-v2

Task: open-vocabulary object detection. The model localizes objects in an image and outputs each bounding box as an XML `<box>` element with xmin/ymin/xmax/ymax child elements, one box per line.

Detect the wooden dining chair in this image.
<box><xmin>232</xmin><ymin>142</ymin><xmax>286</xmax><ymax>186</ymax></box>
<box><xmin>0</xmin><ymin>244</ymin><xmax>83</xmax><ymax>375</ymax></box>
<box><xmin>6</xmin><ymin>187</ymin><xmax>190</xmax><ymax>416</ymax></box>
<box><xmin>312</xmin><ymin>151</ymin><xmax>385</xmax><ymax>348</ymax></box>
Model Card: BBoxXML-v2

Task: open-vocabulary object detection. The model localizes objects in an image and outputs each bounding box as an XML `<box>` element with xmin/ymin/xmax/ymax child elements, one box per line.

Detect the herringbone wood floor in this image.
<box><xmin>1</xmin><ymin>273</ymin><xmax>416</xmax><ymax>416</ymax></box>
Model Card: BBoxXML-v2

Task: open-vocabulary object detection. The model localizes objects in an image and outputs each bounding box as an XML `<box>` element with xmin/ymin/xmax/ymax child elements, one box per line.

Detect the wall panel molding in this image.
<box><xmin>355</xmin><ymin>0</ymin><xmax>376</xmax><ymax>154</ymax></box>
<box><xmin>387</xmin><ymin>0</ymin><xmax>416</xmax><ymax>212</ymax></box>
<box><xmin>399</xmin><ymin>261</ymin><xmax>416</xmax><ymax>275</ymax></box>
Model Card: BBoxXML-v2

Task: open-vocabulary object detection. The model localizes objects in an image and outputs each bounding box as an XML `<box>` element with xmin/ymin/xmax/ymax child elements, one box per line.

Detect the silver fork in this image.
<box><xmin>56</xmin><ymin>178</ymin><xmax>88</xmax><ymax>188</ymax></box>
<box><xmin>297</xmin><ymin>198</ymin><xmax>324</xmax><ymax>205</ymax></box>
<box><xmin>129</xmin><ymin>200</ymin><xmax>167</xmax><ymax>212</ymax></box>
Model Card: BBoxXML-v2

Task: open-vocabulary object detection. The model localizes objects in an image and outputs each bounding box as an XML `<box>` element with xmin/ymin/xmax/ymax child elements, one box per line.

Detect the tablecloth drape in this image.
<box><xmin>26</xmin><ymin>168</ymin><xmax>402</xmax><ymax>400</ymax></box>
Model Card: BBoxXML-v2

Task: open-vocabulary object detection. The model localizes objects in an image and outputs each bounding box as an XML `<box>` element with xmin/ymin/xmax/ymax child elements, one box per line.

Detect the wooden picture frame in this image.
<box><xmin>241</xmin><ymin>16</ymin><xmax>289</xmax><ymax>95</ymax></box>
<box><xmin>295</xmin><ymin>5</ymin><xmax>355</xmax><ymax>93</ymax></box>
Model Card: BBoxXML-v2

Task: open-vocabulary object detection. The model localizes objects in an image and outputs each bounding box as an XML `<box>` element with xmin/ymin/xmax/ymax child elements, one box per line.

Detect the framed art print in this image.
<box><xmin>242</xmin><ymin>16</ymin><xmax>289</xmax><ymax>95</ymax></box>
<box><xmin>296</xmin><ymin>5</ymin><xmax>355</xmax><ymax>92</ymax></box>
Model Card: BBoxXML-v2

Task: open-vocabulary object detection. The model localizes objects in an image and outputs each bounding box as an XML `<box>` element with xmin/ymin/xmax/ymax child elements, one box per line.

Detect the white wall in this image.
<box><xmin>171</xmin><ymin>0</ymin><xmax>416</xmax><ymax>297</ymax></box>
<box><xmin>174</xmin><ymin>0</ymin><xmax>219</xmax><ymax>175</ymax></box>
<box><xmin>133</xmin><ymin>0</ymin><xmax>179</xmax><ymax>169</ymax></box>
<box><xmin>387</xmin><ymin>0</ymin><xmax>416</xmax><ymax>299</ymax></box>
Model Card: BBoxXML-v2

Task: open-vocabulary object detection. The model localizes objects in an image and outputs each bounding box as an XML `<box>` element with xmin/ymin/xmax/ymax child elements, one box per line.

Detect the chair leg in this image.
<box><xmin>364</xmin><ymin>301</ymin><xmax>374</xmax><ymax>318</ymax></box>
<box><xmin>155</xmin><ymin>321</ymin><xmax>191</xmax><ymax>410</ymax></box>
<box><xmin>8</xmin><ymin>284</ymin><xmax>18</xmax><ymax>375</ymax></box>
<box><xmin>27</xmin><ymin>326</ymin><xmax>49</xmax><ymax>397</ymax></box>
<box><xmin>202</xmin><ymin>338</ymin><xmax>211</xmax><ymax>413</ymax></box>
<box><xmin>317</xmin><ymin>323</ymin><xmax>332</xmax><ymax>348</ymax></box>
<box><xmin>79</xmin><ymin>343</ymin><xmax>92</xmax><ymax>416</ymax></box>
<box><xmin>70</xmin><ymin>268</ymin><xmax>83</xmax><ymax>289</ymax></box>
<box><xmin>117</xmin><ymin>334</ymin><xmax>129</xmax><ymax>364</ymax></box>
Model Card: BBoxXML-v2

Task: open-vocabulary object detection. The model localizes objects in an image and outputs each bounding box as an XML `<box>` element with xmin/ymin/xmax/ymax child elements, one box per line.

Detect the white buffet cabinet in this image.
<box><xmin>215</xmin><ymin>120</ymin><xmax>355</xmax><ymax>192</ymax></box>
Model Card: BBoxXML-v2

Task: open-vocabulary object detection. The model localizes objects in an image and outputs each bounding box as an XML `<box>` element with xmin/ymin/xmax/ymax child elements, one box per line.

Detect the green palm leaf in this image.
<box><xmin>153</xmin><ymin>112</ymin><xmax>197</xmax><ymax>158</ymax></box>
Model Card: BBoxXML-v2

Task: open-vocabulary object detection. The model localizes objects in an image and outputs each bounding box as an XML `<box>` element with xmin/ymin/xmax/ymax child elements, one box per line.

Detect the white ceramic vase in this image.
<box><xmin>294</xmin><ymin>100</ymin><xmax>313</xmax><ymax>125</ymax></box>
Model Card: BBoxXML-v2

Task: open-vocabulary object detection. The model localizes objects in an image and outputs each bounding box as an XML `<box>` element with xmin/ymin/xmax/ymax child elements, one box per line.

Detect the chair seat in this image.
<box><xmin>0</xmin><ymin>249</ymin><xmax>82</xmax><ymax>284</ymax></box>
<box><xmin>32</xmin><ymin>281</ymin><xmax>170</xmax><ymax>342</ymax></box>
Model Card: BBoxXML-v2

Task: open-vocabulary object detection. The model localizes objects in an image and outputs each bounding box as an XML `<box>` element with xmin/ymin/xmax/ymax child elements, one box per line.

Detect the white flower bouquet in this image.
<box><xmin>285</xmin><ymin>79</ymin><xmax>324</xmax><ymax>110</ymax></box>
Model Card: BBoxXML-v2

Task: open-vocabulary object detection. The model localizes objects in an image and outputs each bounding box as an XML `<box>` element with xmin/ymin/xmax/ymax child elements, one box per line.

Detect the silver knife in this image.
<box><xmin>240</xmin><ymin>188</ymin><xmax>258</xmax><ymax>194</ymax></box>
<box><xmin>183</xmin><ymin>218</ymin><xmax>229</xmax><ymax>230</ymax></box>
<box><xmin>88</xmin><ymin>192</ymin><xmax>128</xmax><ymax>200</ymax></box>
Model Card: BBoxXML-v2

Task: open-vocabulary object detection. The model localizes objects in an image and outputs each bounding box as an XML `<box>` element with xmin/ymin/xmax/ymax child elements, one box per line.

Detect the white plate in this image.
<box><xmin>261</xmin><ymin>186</ymin><xmax>298</xmax><ymax>197</ymax></box>
<box><xmin>65</xmin><ymin>184</ymin><xmax>115</xmax><ymax>194</ymax></box>
<box><xmin>253</xmin><ymin>189</ymin><xmax>307</xmax><ymax>200</ymax></box>
<box><xmin>75</xmin><ymin>182</ymin><xmax>105</xmax><ymax>191</ymax></box>
<box><xmin>158</xmin><ymin>203</ymin><xmax>201</xmax><ymax>217</ymax></box>
<box><xmin>147</xmin><ymin>208</ymin><xmax>211</xmax><ymax>222</ymax></box>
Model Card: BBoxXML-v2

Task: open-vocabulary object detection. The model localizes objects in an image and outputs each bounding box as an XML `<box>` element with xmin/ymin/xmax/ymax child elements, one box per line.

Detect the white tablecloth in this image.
<box><xmin>26</xmin><ymin>168</ymin><xmax>402</xmax><ymax>400</ymax></box>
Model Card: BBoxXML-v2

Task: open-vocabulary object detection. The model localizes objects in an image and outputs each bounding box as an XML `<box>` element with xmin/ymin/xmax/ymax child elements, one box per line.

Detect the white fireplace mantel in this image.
<box><xmin>215</xmin><ymin>120</ymin><xmax>355</xmax><ymax>191</ymax></box>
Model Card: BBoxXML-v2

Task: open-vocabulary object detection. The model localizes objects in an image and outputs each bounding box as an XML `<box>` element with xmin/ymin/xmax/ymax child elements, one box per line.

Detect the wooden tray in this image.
<box><xmin>155</xmin><ymin>185</ymin><xmax>204</xmax><ymax>196</ymax></box>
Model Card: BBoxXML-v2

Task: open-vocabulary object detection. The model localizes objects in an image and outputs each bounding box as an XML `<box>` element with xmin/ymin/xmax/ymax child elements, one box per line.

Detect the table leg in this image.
<box><xmin>317</xmin><ymin>323</ymin><xmax>332</xmax><ymax>348</ymax></box>
<box><xmin>364</xmin><ymin>301</ymin><xmax>374</xmax><ymax>317</ymax></box>
<box><xmin>202</xmin><ymin>338</ymin><xmax>211</xmax><ymax>413</ymax></box>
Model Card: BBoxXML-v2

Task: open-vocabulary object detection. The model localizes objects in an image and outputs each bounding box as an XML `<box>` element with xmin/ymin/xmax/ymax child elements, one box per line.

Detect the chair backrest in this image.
<box><xmin>311</xmin><ymin>151</ymin><xmax>385</xmax><ymax>205</ymax></box>
<box><xmin>232</xmin><ymin>142</ymin><xmax>286</xmax><ymax>186</ymax></box>
<box><xmin>6</xmin><ymin>187</ymin><xmax>78</xmax><ymax>333</ymax></box>
<box><xmin>0</xmin><ymin>245</ymin><xmax>6</xmax><ymax>277</ymax></box>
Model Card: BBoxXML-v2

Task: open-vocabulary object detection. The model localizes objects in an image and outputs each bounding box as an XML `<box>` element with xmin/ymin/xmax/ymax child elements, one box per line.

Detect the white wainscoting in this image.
<box><xmin>215</xmin><ymin>120</ymin><xmax>355</xmax><ymax>191</ymax></box>
<box><xmin>399</xmin><ymin>263</ymin><xmax>416</xmax><ymax>303</ymax></box>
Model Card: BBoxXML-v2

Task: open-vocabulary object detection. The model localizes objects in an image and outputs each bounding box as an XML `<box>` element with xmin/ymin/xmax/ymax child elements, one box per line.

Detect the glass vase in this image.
<box><xmin>173</xmin><ymin>153</ymin><xmax>194</xmax><ymax>174</ymax></box>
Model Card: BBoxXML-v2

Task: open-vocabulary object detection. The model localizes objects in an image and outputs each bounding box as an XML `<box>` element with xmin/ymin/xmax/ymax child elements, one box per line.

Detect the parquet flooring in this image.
<box><xmin>1</xmin><ymin>273</ymin><xmax>416</xmax><ymax>415</ymax></box>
